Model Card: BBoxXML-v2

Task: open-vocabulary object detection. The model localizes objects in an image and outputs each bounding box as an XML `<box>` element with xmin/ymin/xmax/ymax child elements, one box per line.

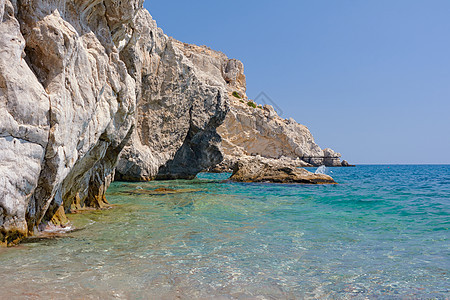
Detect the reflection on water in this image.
<box><xmin>0</xmin><ymin>167</ymin><xmax>449</xmax><ymax>299</ymax></box>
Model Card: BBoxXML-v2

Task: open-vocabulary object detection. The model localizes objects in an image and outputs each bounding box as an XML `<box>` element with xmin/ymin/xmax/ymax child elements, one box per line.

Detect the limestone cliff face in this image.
<box><xmin>0</xmin><ymin>0</ymin><xmax>139</xmax><ymax>245</ymax></box>
<box><xmin>115</xmin><ymin>17</ymin><xmax>245</xmax><ymax>180</ymax></box>
<box><xmin>216</xmin><ymin>94</ymin><xmax>344</xmax><ymax>170</ymax></box>
<box><xmin>0</xmin><ymin>0</ymin><xmax>234</xmax><ymax>244</ymax></box>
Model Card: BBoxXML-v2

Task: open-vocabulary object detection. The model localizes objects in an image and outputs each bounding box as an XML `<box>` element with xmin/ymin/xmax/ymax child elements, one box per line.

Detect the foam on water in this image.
<box><xmin>0</xmin><ymin>166</ymin><xmax>448</xmax><ymax>299</ymax></box>
<box><xmin>315</xmin><ymin>165</ymin><xmax>327</xmax><ymax>174</ymax></box>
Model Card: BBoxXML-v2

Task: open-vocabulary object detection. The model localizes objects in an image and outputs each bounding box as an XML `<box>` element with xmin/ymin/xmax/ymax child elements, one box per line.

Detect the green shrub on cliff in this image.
<box><xmin>247</xmin><ymin>101</ymin><xmax>257</xmax><ymax>108</ymax></box>
<box><xmin>232</xmin><ymin>91</ymin><xmax>242</xmax><ymax>99</ymax></box>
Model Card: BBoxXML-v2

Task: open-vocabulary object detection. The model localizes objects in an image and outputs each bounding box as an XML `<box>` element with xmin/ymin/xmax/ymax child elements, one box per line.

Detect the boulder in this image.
<box><xmin>230</xmin><ymin>157</ymin><xmax>337</xmax><ymax>184</ymax></box>
<box><xmin>341</xmin><ymin>160</ymin><xmax>355</xmax><ymax>167</ymax></box>
<box><xmin>323</xmin><ymin>148</ymin><xmax>343</xmax><ymax>167</ymax></box>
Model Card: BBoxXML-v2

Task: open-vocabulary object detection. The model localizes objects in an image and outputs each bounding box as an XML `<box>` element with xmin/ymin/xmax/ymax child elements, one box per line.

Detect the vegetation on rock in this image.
<box><xmin>247</xmin><ymin>101</ymin><xmax>257</xmax><ymax>108</ymax></box>
<box><xmin>232</xmin><ymin>91</ymin><xmax>242</xmax><ymax>99</ymax></box>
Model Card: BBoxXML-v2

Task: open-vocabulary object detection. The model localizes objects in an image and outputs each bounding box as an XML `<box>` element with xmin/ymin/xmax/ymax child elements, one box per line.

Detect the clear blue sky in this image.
<box><xmin>144</xmin><ymin>1</ymin><xmax>450</xmax><ymax>164</ymax></box>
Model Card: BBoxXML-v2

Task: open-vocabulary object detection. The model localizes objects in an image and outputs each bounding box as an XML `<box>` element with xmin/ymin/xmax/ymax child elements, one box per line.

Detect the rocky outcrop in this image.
<box><xmin>216</xmin><ymin>88</ymin><xmax>347</xmax><ymax>169</ymax></box>
<box><xmin>210</xmin><ymin>154</ymin><xmax>312</xmax><ymax>173</ymax></box>
<box><xmin>341</xmin><ymin>160</ymin><xmax>355</xmax><ymax>167</ymax></box>
<box><xmin>0</xmin><ymin>1</ymin><xmax>51</xmax><ymax>245</ymax></box>
<box><xmin>322</xmin><ymin>148</ymin><xmax>343</xmax><ymax>167</ymax></box>
<box><xmin>230</xmin><ymin>157</ymin><xmax>336</xmax><ymax>184</ymax></box>
<box><xmin>115</xmin><ymin>18</ymin><xmax>245</xmax><ymax>180</ymax></box>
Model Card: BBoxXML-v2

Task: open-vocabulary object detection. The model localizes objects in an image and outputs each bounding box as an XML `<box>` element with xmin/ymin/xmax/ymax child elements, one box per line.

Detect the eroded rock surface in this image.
<box><xmin>210</xmin><ymin>155</ymin><xmax>312</xmax><ymax>173</ymax></box>
<box><xmin>230</xmin><ymin>157</ymin><xmax>336</xmax><ymax>184</ymax></box>
<box><xmin>115</xmin><ymin>22</ymin><xmax>245</xmax><ymax>180</ymax></box>
<box><xmin>0</xmin><ymin>0</ymin><xmax>347</xmax><ymax>245</ymax></box>
<box><xmin>1</xmin><ymin>0</ymin><xmax>137</xmax><ymax>244</ymax></box>
<box><xmin>216</xmin><ymin>97</ymin><xmax>347</xmax><ymax>170</ymax></box>
<box><xmin>0</xmin><ymin>1</ymin><xmax>50</xmax><ymax>244</ymax></box>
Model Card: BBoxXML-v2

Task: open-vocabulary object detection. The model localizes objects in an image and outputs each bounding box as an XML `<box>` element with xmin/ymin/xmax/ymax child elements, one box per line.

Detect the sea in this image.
<box><xmin>0</xmin><ymin>165</ymin><xmax>448</xmax><ymax>299</ymax></box>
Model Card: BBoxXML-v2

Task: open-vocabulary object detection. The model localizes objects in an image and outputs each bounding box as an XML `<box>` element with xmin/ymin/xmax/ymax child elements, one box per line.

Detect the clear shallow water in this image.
<box><xmin>0</xmin><ymin>165</ymin><xmax>449</xmax><ymax>299</ymax></box>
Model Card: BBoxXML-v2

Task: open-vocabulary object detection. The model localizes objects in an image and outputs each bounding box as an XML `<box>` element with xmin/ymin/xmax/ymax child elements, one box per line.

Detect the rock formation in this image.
<box><xmin>0</xmin><ymin>0</ymin><xmax>347</xmax><ymax>245</ymax></box>
<box><xmin>0</xmin><ymin>0</ymin><xmax>142</xmax><ymax>245</ymax></box>
<box><xmin>213</xmin><ymin>93</ymin><xmax>346</xmax><ymax>172</ymax></box>
<box><xmin>230</xmin><ymin>157</ymin><xmax>336</xmax><ymax>184</ymax></box>
<box><xmin>0</xmin><ymin>0</ymin><xmax>235</xmax><ymax>245</ymax></box>
<box><xmin>114</xmin><ymin>23</ymin><xmax>244</xmax><ymax>180</ymax></box>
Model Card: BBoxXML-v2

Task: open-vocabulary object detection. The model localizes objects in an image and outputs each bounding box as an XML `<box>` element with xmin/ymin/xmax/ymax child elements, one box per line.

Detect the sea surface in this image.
<box><xmin>0</xmin><ymin>165</ymin><xmax>449</xmax><ymax>299</ymax></box>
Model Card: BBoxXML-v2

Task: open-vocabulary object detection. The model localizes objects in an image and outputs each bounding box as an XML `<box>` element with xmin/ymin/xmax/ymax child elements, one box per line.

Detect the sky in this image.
<box><xmin>144</xmin><ymin>1</ymin><xmax>450</xmax><ymax>164</ymax></box>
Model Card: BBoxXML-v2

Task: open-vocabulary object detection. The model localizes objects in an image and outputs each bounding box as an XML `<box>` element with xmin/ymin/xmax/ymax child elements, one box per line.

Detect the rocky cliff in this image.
<box><xmin>115</xmin><ymin>22</ymin><xmax>245</xmax><ymax>180</ymax></box>
<box><xmin>0</xmin><ymin>0</ymin><xmax>142</xmax><ymax>245</ymax></box>
<box><xmin>0</xmin><ymin>0</ymin><xmax>237</xmax><ymax>245</ymax></box>
<box><xmin>0</xmin><ymin>0</ymin><xmax>346</xmax><ymax>246</ymax></box>
<box><xmin>214</xmin><ymin>90</ymin><xmax>344</xmax><ymax>171</ymax></box>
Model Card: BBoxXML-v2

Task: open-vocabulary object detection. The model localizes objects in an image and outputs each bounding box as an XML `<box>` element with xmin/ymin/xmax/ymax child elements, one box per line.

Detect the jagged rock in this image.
<box><xmin>1</xmin><ymin>0</ymin><xmax>136</xmax><ymax>244</ymax></box>
<box><xmin>0</xmin><ymin>0</ymin><xmax>247</xmax><ymax>244</ymax></box>
<box><xmin>230</xmin><ymin>157</ymin><xmax>336</xmax><ymax>184</ymax></box>
<box><xmin>0</xmin><ymin>0</ymin><xmax>51</xmax><ymax>245</ymax></box>
<box><xmin>217</xmin><ymin>96</ymin><xmax>345</xmax><ymax>168</ymax></box>
<box><xmin>0</xmin><ymin>0</ymin><xmax>348</xmax><ymax>245</ymax></box>
<box><xmin>208</xmin><ymin>157</ymin><xmax>235</xmax><ymax>173</ymax></box>
<box><xmin>322</xmin><ymin>148</ymin><xmax>342</xmax><ymax>167</ymax></box>
<box><xmin>115</xmin><ymin>17</ymin><xmax>245</xmax><ymax>180</ymax></box>
<box><xmin>209</xmin><ymin>155</ymin><xmax>312</xmax><ymax>173</ymax></box>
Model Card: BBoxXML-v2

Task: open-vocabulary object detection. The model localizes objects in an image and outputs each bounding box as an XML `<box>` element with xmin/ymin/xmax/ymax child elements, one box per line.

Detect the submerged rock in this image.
<box><xmin>125</xmin><ymin>188</ymin><xmax>202</xmax><ymax>196</ymax></box>
<box><xmin>230</xmin><ymin>157</ymin><xmax>337</xmax><ymax>184</ymax></box>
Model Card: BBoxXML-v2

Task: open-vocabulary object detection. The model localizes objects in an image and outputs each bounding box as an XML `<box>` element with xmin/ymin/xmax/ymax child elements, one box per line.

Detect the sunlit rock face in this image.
<box><xmin>0</xmin><ymin>0</ymin><xmax>343</xmax><ymax>245</ymax></box>
<box><xmin>0</xmin><ymin>0</ymin><xmax>242</xmax><ymax>244</ymax></box>
<box><xmin>115</xmin><ymin>17</ymin><xmax>245</xmax><ymax>180</ymax></box>
<box><xmin>230</xmin><ymin>156</ymin><xmax>337</xmax><ymax>184</ymax></box>
<box><xmin>215</xmin><ymin>94</ymin><xmax>343</xmax><ymax>171</ymax></box>
<box><xmin>0</xmin><ymin>0</ymin><xmax>137</xmax><ymax>244</ymax></box>
<box><xmin>0</xmin><ymin>0</ymin><xmax>51</xmax><ymax>244</ymax></box>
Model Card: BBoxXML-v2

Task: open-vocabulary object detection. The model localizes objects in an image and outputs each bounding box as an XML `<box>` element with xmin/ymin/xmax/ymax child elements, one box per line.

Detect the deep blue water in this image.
<box><xmin>0</xmin><ymin>165</ymin><xmax>448</xmax><ymax>299</ymax></box>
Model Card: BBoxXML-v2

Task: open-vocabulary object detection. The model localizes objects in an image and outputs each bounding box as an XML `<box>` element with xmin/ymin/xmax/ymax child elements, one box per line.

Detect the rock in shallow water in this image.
<box><xmin>230</xmin><ymin>157</ymin><xmax>337</xmax><ymax>184</ymax></box>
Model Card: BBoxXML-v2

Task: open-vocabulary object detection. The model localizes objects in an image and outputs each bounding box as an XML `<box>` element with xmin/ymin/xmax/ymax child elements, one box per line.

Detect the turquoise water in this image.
<box><xmin>0</xmin><ymin>165</ymin><xmax>448</xmax><ymax>299</ymax></box>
